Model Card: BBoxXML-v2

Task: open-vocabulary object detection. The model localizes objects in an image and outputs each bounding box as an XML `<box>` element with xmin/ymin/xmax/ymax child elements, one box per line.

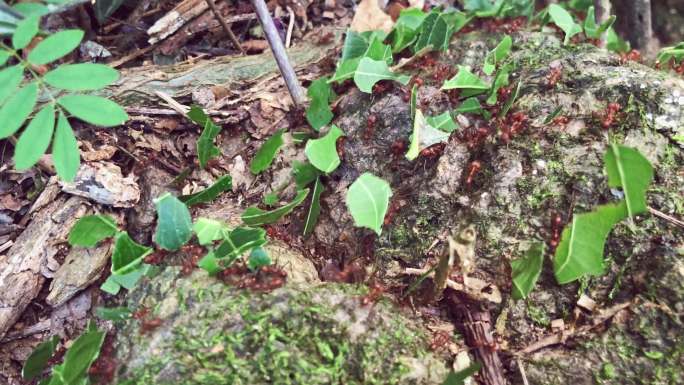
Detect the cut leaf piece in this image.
<box><xmin>58</xmin><ymin>95</ymin><xmax>128</xmax><ymax>127</ymax></box>
<box><xmin>354</xmin><ymin>57</ymin><xmax>410</xmax><ymax>93</ymax></box>
<box><xmin>306</xmin><ymin>77</ymin><xmax>335</xmax><ymax>130</ymax></box>
<box><xmin>44</xmin><ymin>63</ymin><xmax>119</xmax><ymax>91</ymax></box>
<box><xmin>193</xmin><ymin>217</ymin><xmax>229</xmax><ymax>246</ymax></box>
<box><xmin>511</xmin><ymin>242</ymin><xmax>545</xmax><ymax>300</ymax></box>
<box><xmin>603</xmin><ymin>144</ymin><xmax>653</xmax><ymax>217</ymax></box>
<box><xmin>12</xmin><ymin>15</ymin><xmax>39</xmax><ymax>50</ymax></box>
<box><xmin>0</xmin><ymin>82</ymin><xmax>38</xmax><ymax>139</ymax></box>
<box><xmin>14</xmin><ymin>103</ymin><xmax>55</xmax><ymax>170</ymax></box>
<box><xmin>0</xmin><ymin>64</ymin><xmax>24</xmax><ymax>105</ymax></box>
<box><xmin>248</xmin><ymin>247</ymin><xmax>271</xmax><ymax>271</ymax></box>
<box><xmin>426</xmin><ymin>111</ymin><xmax>458</xmax><ymax>133</ymax></box>
<box><xmin>441</xmin><ymin>66</ymin><xmax>490</xmax><ymax>90</ymax></box>
<box><xmin>179</xmin><ymin>175</ymin><xmax>232</xmax><ymax>206</ymax></box>
<box><xmin>111</xmin><ymin>232</ymin><xmax>152</xmax><ymax>275</ymax></box>
<box><xmin>250</xmin><ymin>128</ymin><xmax>285</xmax><ymax>174</ymax></box>
<box><xmin>154</xmin><ymin>193</ymin><xmax>193</xmax><ymax>251</ymax></box>
<box><xmin>455</xmin><ymin>97</ymin><xmax>483</xmax><ymax>114</ymax></box>
<box><xmin>58</xmin><ymin>326</ymin><xmax>105</xmax><ymax>384</ymax></box>
<box><xmin>583</xmin><ymin>6</ymin><xmax>615</xmax><ymax>39</ymax></box>
<box><xmin>406</xmin><ymin>109</ymin><xmax>451</xmax><ymax>160</ymax></box>
<box><xmin>330</xmin><ymin>57</ymin><xmax>361</xmax><ymax>83</ymax></box>
<box><xmin>483</xmin><ymin>35</ymin><xmax>512</xmax><ymax>75</ymax></box>
<box><xmin>187</xmin><ymin>106</ymin><xmax>222</xmax><ymax>168</ymax></box>
<box><xmin>292</xmin><ymin>160</ymin><xmax>321</xmax><ymax>189</ymax></box>
<box><xmin>554</xmin><ymin>202</ymin><xmax>628</xmax><ymax>284</ymax></box>
<box><xmin>94</xmin><ymin>306</ymin><xmax>131</xmax><ymax>322</ymax></box>
<box><xmin>303</xmin><ymin>177</ymin><xmax>324</xmax><ymax>236</ymax></box>
<box><xmin>52</xmin><ymin>112</ymin><xmax>81</xmax><ymax>182</ymax></box>
<box><xmin>242</xmin><ymin>189</ymin><xmax>310</xmax><ymax>226</ymax></box>
<box><xmin>305</xmin><ymin>125</ymin><xmax>345</xmax><ymax>173</ymax></box>
<box><xmin>548</xmin><ymin>4</ymin><xmax>582</xmax><ymax>45</ymax></box>
<box><xmin>68</xmin><ymin>214</ymin><xmax>118</xmax><ymax>247</ymax></box>
<box><xmin>213</xmin><ymin>226</ymin><xmax>267</xmax><ymax>261</ymax></box>
<box><xmin>346</xmin><ymin>173</ymin><xmax>392</xmax><ymax>235</ymax></box>
<box><xmin>22</xmin><ymin>335</ymin><xmax>59</xmax><ymax>381</ymax></box>
<box><xmin>27</xmin><ymin>29</ymin><xmax>84</xmax><ymax>65</ymax></box>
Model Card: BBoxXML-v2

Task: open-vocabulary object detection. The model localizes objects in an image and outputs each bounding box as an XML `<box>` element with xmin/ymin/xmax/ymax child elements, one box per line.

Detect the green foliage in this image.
<box><xmin>292</xmin><ymin>160</ymin><xmax>321</xmax><ymax>189</ymax></box>
<box><xmin>52</xmin><ymin>112</ymin><xmax>80</xmax><ymax>181</ymax></box>
<box><xmin>486</xmin><ymin>63</ymin><xmax>511</xmax><ymax>105</ymax></box>
<box><xmin>22</xmin><ymin>335</ymin><xmax>59</xmax><ymax>381</ymax></box>
<box><xmin>179</xmin><ymin>175</ymin><xmax>232</xmax><ymax>206</ymax></box>
<box><xmin>187</xmin><ymin>106</ymin><xmax>222</xmax><ymax>168</ymax></box>
<box><xmin>102</xmin><ymin>262</ymin><xmax>154</xmax><ymax>295</ymax></box>
<box><xmin>247</xmin><ymin>247</ymin><xmax>271</xmax><ymax>270</ymax></box>
<box><xmin>606</xmin><ymin>27</ymin><xmax>630</xmax><ymax>53</ymax></box>
<box><xmin>657</xmin><ymin>41</ymin><xmax>684</xmax><ymax>66</ymax></box>
<box><xmin>12</xmin><ymin>15</ymin><xmax>39</xmax><ymax>49</ymax></box>
<box><xmin>604</xmin><ymin>144</ymin><xmax>653</xmax><ymax>217</ymax></box>
<box><xmin>44</xmin><ymin>63</ymin><xmax>119</xmax><ymax>90</ymax></box>
<box><xmin>483</xmin><ymin>35</ymin><xmax>512</xmax><ymax>75</ymax></box>
<box><xmin>154</xmin><ymin>193</ymin><xmax>193</xmax><ymax>251</ymax></box>
<box><xmin>548</xmin><ymin>4</ymin><xmax>582</xmax><ymax>45</ymax></box>
<box><xmin>305</xmin><ymin>77</ymin><xmax>335</xmax><ymax>130</ymax></box>
<box><xmin>583</xmin><ymin>6</ymin><xmax>615</xmax><ymax>39</ymax></box>
<box><xmin>95</xmin><ymin>306</ymin><xmax>132</xmax><ymax>322</ymax></box>
<box><xmin>426</xmin><ymin>111</ymin><xmax>458</xmax><ymax>133</ymax></box>
<box><xmin>345</xmin><ymin>172</ymin><xmax>392</xmax><ymax>235</ymax></box>
<box><xmin>441</xmin><ymin>65</ymin><xmax>490</xmax><ymax>90</ymax></box>
<box><xmin>58</xmin><ymin>94</ymin><xmax>127</xmax><ymax>126</ymax></box>
<box><xmin>198</xmin><ymin>226</ymin><xmax>267</xmax><ymax>274</ymax></box>
<box><xmin>305</xmin><ymin>125</ymin><xmax>345</xmax><ymax>173</ymax></box>
<box><xmin>354</xmin><ymin>57</ymin><xmax>410</xmax><ymax>93</ymax></box>
<box><xmin>112</xmin><ymin>231</ymin><xmax>153</xmax><ymax>275</ymax></box>
<box><xmin>250</xmin><ymin>128</ymin><xmax>286</xmax><ymax>174</ymax></box>
<box><xmin>511</xmin><ymin>242</ymin><xmax>545</xmax><ymax>299</ymax></box>
<box><xmin>14</xmin><ymin>104</ymin><xmax>54</xmax><ymax>170</ymax></box>
<box><xmin>406</xmin><ymin>109</ymin><xmax>451</xmax><ymax>160</ymax></box>
<box><xmin>242</xmin><ymin>189</ymin><xmax>310</xmax><ymax>226</ymax></box>
<box><xmin>412</xmin><ymin>9</ymin><xmax>465</xmax><ymax>53</ymax></box>
<box><xmin>390</xmin><ymin>8</ymin><xmax>427</xmax><ymax>52</ymax></box>
<box><xmin>442</xmin><ymin>362</ymin><xmax>482</xmax><ymax>385</ymax></box>
<box><xmin>68</xmin><ymin>214</ymin><xmax>118</xmax><ymax>247</ymax></box>
<box><xmin>303</xmin><ymin>177</ymin><xmax>324</xmax><ymax>237</ymax></box>
<box><xmin>455</xmin><ymin>97</ymin><xmax>484</xmax><ymax>114</ymax></box>
<box><xmin>330</xmin><ymin>31</ymin><xmax>390</xmax><ymax>83</ymax></box>
<box><xmin>93</xmin><ymin>0</ymin><xmax>126</xmax><ymax>22</ymax></box>
<box><xmin>193</xmin><ymin>217</ymin><xmax>227</xmax><ymax>245</ymax></box>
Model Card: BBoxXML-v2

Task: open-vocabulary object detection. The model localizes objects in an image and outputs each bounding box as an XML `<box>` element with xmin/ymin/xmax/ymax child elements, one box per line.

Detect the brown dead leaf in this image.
<box><xmin>154</xmin><ymin>118</ymin><xmax>180</xmax><ymax>131</ymax></box>
<box><xmin>350</xmin><ymin>0</ymin><xmax>394</xmax><ymax>33</ymax></box>
<box><xmin>82</xmin><ymin>145</ymin><xmax>117</xmax><ymax>162</ymax></box>
<box><xmin>242</xmin><ymin>40</ymin><xmax>270</xmax><ymax>53</ymax></box>
<box><xmin>0</xmin><ymin>195</ymin><xmax>24</xmax><ymax>212</ymax></box>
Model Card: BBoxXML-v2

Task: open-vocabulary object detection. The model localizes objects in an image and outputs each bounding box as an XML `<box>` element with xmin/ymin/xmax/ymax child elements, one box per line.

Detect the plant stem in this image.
<box><xmin>204</xmin><ymin>0</ymin><xmax>244</xmax><ymax>54</ymax></box>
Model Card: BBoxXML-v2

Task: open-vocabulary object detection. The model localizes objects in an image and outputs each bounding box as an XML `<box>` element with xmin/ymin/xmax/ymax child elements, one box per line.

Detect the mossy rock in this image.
<box><xmin>114</xmin><ymin>267</ymin><xmax>447</xmax><ymax>385</ymax></box>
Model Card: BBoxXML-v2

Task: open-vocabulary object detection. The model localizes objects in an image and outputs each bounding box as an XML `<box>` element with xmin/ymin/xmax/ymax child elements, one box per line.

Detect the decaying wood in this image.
<box><xmin>0</xmin><ymin>183</ymin><xmax>90</xmax><ymax>339</ymax></box>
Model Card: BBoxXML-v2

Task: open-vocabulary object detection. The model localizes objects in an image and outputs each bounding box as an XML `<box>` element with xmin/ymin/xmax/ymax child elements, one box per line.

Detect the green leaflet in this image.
<box><xmin>44</xmin><ymin>63</ymin><xmax>119</xmax><ymax>91</ymax></box>
<box><xmin>511</xmin><ymin>242</ymin><xmax>545</xmax><ymax>300</ymax></box>
<box><xmin>483</xmin><ymin>35</ymin><xmax>512</xmax><ymax>75</ymax></box>
<box><xmin>179</xmin><ymin>175</ymin><xmax>232</xmax><ymax>206</ymax></box>
<box><xmin>93</xmin><ymin>0</ymin><xmax>126</xmax><ymax>22</ymax></box>
<box><xmin>341</xmin><ymin>30</ymin><xmax>370</xmax><ymax>60</ymax></box>
<box><xmin>0</xmin><ymin>51</ymin><xmax>10</xmax><ymax>67</ymax></box>
<box><xmin>441</xmin><ymin>66</ymin><xmax>490</xmax><ymax>90</ymax></box>
<box><xmin>187</xmin><ymin>106</ymin><xmax>222</xmax><ymax>168</ymax></box>
<box><xmin>548</xmin><ymin>4</ymin><xmax>582</xmax><ymax>45</ymax></box>
<box><xmin>354</xmin><ymin>57</ymin><xmax>410</xmax><ymax>93</ymax></box>
<box><xmin>426</xmin><ymin>111</ymin><xmax>458</xmax><ymax>133</ymax></box>
<box><xmin>306</xmin><ymin>77</ymin><xmax>335</xmax><ymax>130</ymax></box>
<box><xmin>68</xmin><ymin>214</ymin><xmax>118</xmax><ymax>247</ymax></box>
<box><xmin>0</xmin><ymin>65</ymin><xmax>24</xmax><ymax>105</ymax></box>
<box><xmin>111</xmin><ymin>232</ymin><xmax>152</xmax><ymax>275</ymax></box>
<box><xmin>52</xmin><ymin>112</ymin><xmax>80</xmax><ymax>182</ymax></box>
<box><xmin>330</xmin><ymin>31</ymin><xmax>389</xmax><ymax>83</ymax></box>
<box><xmin>242</xmin><ymin>189</ymin><xmax>310</xmax><ymax>226</ymax></box>
<box><xmin>345</xmin><ymin>173</ymin><xmax>392</xmax><ymax>235</ymax></box>
<box><xmin>27</xmin><ymin>29</ymin><xmax>84</xmax><ymax>65</ymax></box>
<box><xmin>553</xmin><ymin>201</ymin><xmax>628</xmax><ymax>284</ymax></box>
<box><xmin>193</xmin><ymin>217</ymin><xmax>229</xmax><ymax>246</ymax></box>
<box><xmin>22</xmin><ymin>335</ymin><xmax>59</xmax><ymax>381</ymax></box>
<box><xmin>0</xmin><ymin>82</ymin><xmax>38</xmax><ymax>139</ymax></box>
<box><xmin>154</xmin><ymin>193</ymin><xmax>193</xmax><ymax>251</ymax></box>
<box><xmin>604</xmin><ymin>143</ymin><xmax>653</xmax><ymax>217</ymax></box>
<box><xmin>406</xmin><ymin>109</ymin><xmax>451</xmax><ymax>160</ymax></box>
<box><xmin>14</xmin><ymin>103</ymin><xmax>55</xmax><ymax>170</ymax></box>
<box><xmin>58</xmin><ymin>94</ymin><xmax>128</xmax><ymax>127</ymax></box>
<box><xmin>305</xmin><ymin>125</ymin><xmax>345</xmax><ymax>173</ymax></box>
<box><xmin>12</xmin><ymin>15</ymin><xmax>39</xmax><ymax>50</ymax></box>
<box><xmin>583</xmin><ymin>6</ymin><xmax>615</xmax><ymax>39</ymax></box>
<box><xmin>303</xmin><ymin>177</ymin><xmax>324</xmax><ymax>236</ymax></box>
<box><xmin>250</xmin><ymin>128</ymin><xmax>286</xmax><ymax>174</ymax></box>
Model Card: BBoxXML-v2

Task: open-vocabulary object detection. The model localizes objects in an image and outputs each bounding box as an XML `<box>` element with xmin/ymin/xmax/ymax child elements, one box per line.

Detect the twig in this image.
<box><xmin>517</xmin><ymin>358</ymin><xmax>530</xmax><ymax>385</ymax></box>
<box><xmin>0</xmin><ymin>319</ymin><xmax>50</xmax><ymax>343</ymax></box>
<box><xmin>154</xmin><ymin>91</ymin><xmax>190</xmax><ymax>115</ymax></box>
<box><xmin>285</xmin><ymin>6</ymin><xmax>295</xmax><ymax>48</ymax></box>
<box><xmin>648</xmin><ymin>206</ymin><xmax>684</xmax><ymax>228</ymax></box>
<box><xmin>249</xmin><ymin>0</ymin><xmax>307</xmax><ymax>106</ymax></box>
<box><xmin>109</xmin><ymin>44</ymin><xmax>157</xmax><ymax>68</ymax></box>
<box><xmin>204</xmin><ymin>0</ymin><xmax>244</xmax><ymax>54</ymax></box>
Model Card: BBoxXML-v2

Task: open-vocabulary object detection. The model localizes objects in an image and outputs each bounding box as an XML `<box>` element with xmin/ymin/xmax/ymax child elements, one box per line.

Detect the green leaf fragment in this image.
<box><xmin>292</xmin><ymin>160</ymin><xmax>321</xmax><ymax>189</ymax></box>
<box><xmin>345</xmin><ymin>172</ymin><xmax>392</xmax><ymax>235</ymax></box>
<box><xmin>250</xmin><ymin>128</ymin><xmax>285</xmax><ymax>174</ymax></box>
<box><xmin>455</xmin><ymin>97</ymin><xmax>484</xmax><ymax>114</ymax></box>
<box><xmin>58</xmin><ymin>326</ymin><xmax>105</xmax><ymax>384</ymax></box>
<box><xmin>603</xmin><ymin>143</ymin><xmax>653</xmax><ymax>217</ymax></box>
<box><xmin>0</xmin><ymin>51</ymin><xmax>10</xmax><ymax>67</ymax></box>
<box><xmin>68</xmin><ymin>214</ymin><xmax>118</xmax><ymax>247</ymax></box>
<box><xmin>583</xmin><ymin>6</ymin><xmax>615</xmax><ymax>39</ymax></box>
<box><xmin>242</xmin><ymin>189</ymin><xmax>310</xmax><ymax>226</ymax></box>
<box><xmin>554</xmin><ymin>201</ymin><xmax>628</xmax><ymax>284</ymax></box>
<box><xmin>179</xmin><ymin>175</ymin><xmax>232</xmax><ymax>206</ymax></box>
<box><xmin>511</xmin><ymin>242</ymin><xmax>545</xmax><ymax>300</ymax></box>
<box><xmin>548</xmin><ymin>4</ymin><xmax>583</xmax><ymax>45</ymax></box>
<box><xmin>442</xmin><ymin>362</ymin><xmax>482</xmax><ymax>385</ymax></box>
<box><xmin>305</xmin><ymin>125</ymin><xmax>344</xmax><ymax>173</ymax></box>
<box><xmin>606</xmin><ymin>27</ymin><xmax>630</xmax><ymax>53</ymax></box>
<box><xmin>111</xmin><ymin>232</ymin><xmax>152</xmax><ymax>275</ymax></box>
<box><xmin>306</xmin><ymin>77</ymin><xmax>335</xmax><ymax>130</ymax></box>
<box><xmin>14</xmin><ymin>103</ymin><xmax>55</xmax><ymax>170</ymax></box>
<box><xmin>303</xmin><ymin>177</ymin><xmax>324</xmax><ymax>236</ymax></box>
<box><xmin>27</xmin><ymin>29</ymin><xmax>84</xmax><ymax>65</ymax></box>
<box><xmin>248</xmin><ymin>247</ymin><xmax>271</xmax><ymax>270</ymax></box>
<box><xmin>426</xmin><ymin>111</ymin><xmax>458</xmax><ymax>133</ymax></box>
<box><xmin>187</xmin><ymin>106</ymin><xmax>222</xmax><ymax>168</ymax></box>
<box><xmin>406</xmin><ymin>109</ymin><xmax>451</xmax><ymax>160</ymax></box>
<box><xmin>154</xmin><ymin>193</ymin><xmax>193</xmax><ymax>251</ymax></box>
<box><xmin>483</xmin><ymin>35</ymin><xmax>512</xmax><ymax>75</ymax></box>
<box><xmin>0</xmin><ymin>82</ymin><xmax>38</xmax><ymax>139</ymax></box>
<box><xmin>12</xmin><ymin>15</ymin><xmax>39</xmax><ymax>50</ymax></box>
<box><xmin>441</xmin><ymin>66</ymin><xmax>490</xmax><ymax>90</ymax></box>
<box><xmin>213</xmin><ymin>226</ymin><xmax>267</xmax><ymax>262</ymax></box>
<box><xmin>354</xmin><ymin>57</ymin><xmax>410</xmax><ymax>93</ymax></box>
<box><xmin>58</xmin><ymin>95</ymin><xmax>128</xmax><ymax>127</ymax></box>
<box><xmin>95</xmin><ymin>306</ymin><xmax>131</xmax><ymax>322</ymax></box>
<box><xmin>193</xmin><ymin>217</ymin><xmax>228</xmax><ymax>246</ymax></box>
<box><xmin>44</xmin><ymin>63</ymin><xmax>119</xmax><ymax>91</ymax></box>
<box><xmin>52</xmin><ymin>112</ymin><xmax>81</xmax><ymax>182</ymax></box>
<box><xmin>22</xmin><ymin>335</ymin><xmax>59</xmax><ymax>381</ymax></box>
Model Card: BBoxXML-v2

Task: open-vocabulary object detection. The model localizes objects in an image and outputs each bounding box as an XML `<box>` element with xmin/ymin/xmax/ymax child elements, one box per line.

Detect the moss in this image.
<box><xmin>525</xmin><ymin>303</ymin><xmax>551</xmax><ymax>327</ymax></box>
<box><xmin>116</xmin><ymin>269</ymin><xmax>446</xmax><ymax>385</ymax></box>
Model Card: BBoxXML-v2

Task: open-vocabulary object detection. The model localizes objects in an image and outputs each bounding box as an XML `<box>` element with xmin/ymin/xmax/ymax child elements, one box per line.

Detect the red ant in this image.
<box><xmin>620</xmin><ymin>49</ymin><xmax>641</xmax><ymax>64</ymax></box>
<box><xmin>429</xmin><ymin>331</ymin><xmax>452</xmax><ymax>351</ymax></box>
<box><xmin>552</xmin><ymin>115</ymin><xmax>570</xmax><ymax>128</ymax></box>
<box><xmin>462</xmin><ymin>126</ymin><xmax>491</xmax><ymax>149</ymax></box>
<box><xmin>364</xmin><ymin>114</ymin><xmax>377</xmax><ymax>141</ymax></box>
<box><xmin>465</xmin><ymin>160</ymin><xmax>482</xmax><ymax>187</ymax></box>
<box><xmin>432</xmin><ymin>63</ymin><xmax>455</xmax><ymax>84</ymax></box>
<box><xmin>143</xmin><ymin>250</ymin><xmax>166</xmax><ymax>265</ymax></box>
<box><xmin>600</xmin><ymin>102</ymin><xmax>621</xmax><ymax>128</ymax></box>
<box><xmin>411</xmin><ymin>76</ymin><xmax>424</xmax><ymax>88</ymax></box>
<box><xmin>546</xmin><ymin>67</ymin><xmax>562</xmax><ymax>88</ymax></box>
<box><xmin>549</xmin><ymin>213</ymin><xmax>563</xmax><ymax>249</ymax></box>
<box><xmin>88</xmin><ymin>335</ymin><xmax>117</xmax><ymax>383</ymax></box>
<box><xmin>372</xmin><ymin>81</ymin><xmax>393</xmax><ymax>94</ymax></box>
<box><xmin>419</xmin><ymin>142</ymin><xmax>446</xmax><ymax>158</ymax></box>
<box><xmin>336</xmin><ymin>136</ymin><xmax>347</xmax><ymax>160</ymax></box>
<box><xmin>140</xmin><ymin>318</ymin><xmax>163</xmax><ymax>334</ymax></box>
<box><xmin>383</xmin><ymin>199</ymin><xmax>403</xmax><ymax>225</ymax></box>
<box><xmin>361</xmin><ymin>281</ymin><xmax>385</xmax><ymax>306</ymax></box>
<box><xmin>390</xmin><ymin>138</ymin><xmax>408</xmax><ymax>156</ymax></box>
<box><xmin>499</xmin><ymin>111</ymin><xmax>528</xmax><ymax>143</ymax></box>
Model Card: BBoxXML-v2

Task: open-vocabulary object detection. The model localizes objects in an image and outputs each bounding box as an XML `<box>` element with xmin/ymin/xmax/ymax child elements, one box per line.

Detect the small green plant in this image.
<box><xmin>1</xmin><ymin>10</ymin><xmax>127</xmax><ymax>181</ymax></box>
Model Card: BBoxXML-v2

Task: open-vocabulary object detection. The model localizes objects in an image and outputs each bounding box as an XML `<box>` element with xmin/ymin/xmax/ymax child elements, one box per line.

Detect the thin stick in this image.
<box><xmin>285</xmin><ymin>6</ymin><xmax>295</xmax><ymax>48</ymax></box>
<box><xmin>648</xmin><ymin>206</ymin><xmax>684</xmax><ymax>228</ymax></box>
<box><xmin>204</xmin><ymin>0</ymin><xmax>244</xmax><ymax>54</ymax></box>
<box><xmin>249</xmin><ymin>0</ymin><xmax>307</xmax><ymax>106</ymax></box>
<box><xmin>517</xmin><ymin>359</ymin><xmax>530</xmax><ymax>385</ymax></box>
